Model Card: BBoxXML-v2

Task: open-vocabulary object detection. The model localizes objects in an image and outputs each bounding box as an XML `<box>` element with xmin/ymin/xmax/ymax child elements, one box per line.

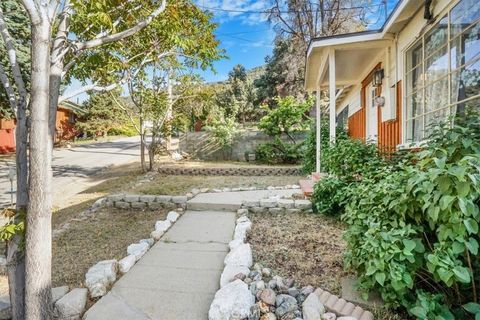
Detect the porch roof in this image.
<box><xmin>305</xmin><ymin>0</ymin><xmax>423</xmax><ymax>92</ymax></box>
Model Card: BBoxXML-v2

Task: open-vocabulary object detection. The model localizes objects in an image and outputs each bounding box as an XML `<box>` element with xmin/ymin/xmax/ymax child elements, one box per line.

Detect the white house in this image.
<box><xmin>305</xmin><ymin>0</ymin><xmax>480</xmax><ymax>172</ymax></box>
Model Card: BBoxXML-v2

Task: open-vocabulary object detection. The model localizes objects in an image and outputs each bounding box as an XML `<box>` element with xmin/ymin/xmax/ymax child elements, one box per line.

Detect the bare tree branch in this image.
<box><xmin>0</xmin><ymin>6</ymin><xmax>27</xmax><ymax>99</ymax></box>
<box><xmin>0</xmin><ymin>63</ymin><xmax>17</xmax><ymax>112</ymax></box>
<box><xmin>75</xmin><ymin>0</ymin><xmax>167</xmax><ymax>51</ymax></box>
<box><xmin>58</xmin><ymin>82</ymin><xmax>117</xmax><ymax>103</ymax></box>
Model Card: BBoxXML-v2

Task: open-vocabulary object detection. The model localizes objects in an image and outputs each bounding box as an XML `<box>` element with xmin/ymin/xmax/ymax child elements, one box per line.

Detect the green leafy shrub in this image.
<box><xmin>323</xmin><ymin>137</ymin><xmax>385</xmax><ymax>182</ymax></box>
<box><xmin>256</xmin><ymin>96</ymin><xmax>312</xmax><ymax>164</ymax></box>
<box><xmin>256</xmin><ymin>137</ymin><xmax>303</xmax><ymax>164</ymax></box>
<box><xmin>343</xmin><ymin>111</ymin><xmax>480</xmax><ymax>318</ymax></box>
<box><xmin>301</xmin><ymin>117</ymin><xmax>349</xmax><ymax>174</ymax></box>
<box><xmin>311</xmin><ymin>175</ymin><xmax>349</xmax><ymax>215</ymax></box>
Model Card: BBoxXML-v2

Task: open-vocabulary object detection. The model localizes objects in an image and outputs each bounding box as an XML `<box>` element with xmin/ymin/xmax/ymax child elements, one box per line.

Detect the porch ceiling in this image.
<box><xmin>305</xmin><ymin>39</ymin><xmax>392</xmax><ymax>92</ymax></box>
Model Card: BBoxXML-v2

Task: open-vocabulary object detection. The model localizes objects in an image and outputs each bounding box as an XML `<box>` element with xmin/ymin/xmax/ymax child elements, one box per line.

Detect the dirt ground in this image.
<box><xmin>247</xmin><ymin>212</ymin><xmax>405</xmax><ymax>320</ymax></box>
<box><xmin>247</xmin><ymin>212</ymin><xmax>349</xmax><ymax>294</ymax></box>
<box><xmin>52</xmin><ymin>207</ymin><xmax>167</xmax><ymax>288</ymax></box>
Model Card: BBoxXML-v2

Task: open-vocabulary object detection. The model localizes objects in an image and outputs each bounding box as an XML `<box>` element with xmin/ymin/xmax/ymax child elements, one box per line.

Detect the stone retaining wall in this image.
<box><xmin>180</xmin><ymin>130</ymin><xmax>307</xmax><ymax>161</ymax></box>
<box><xmin>241</xmin><ymin>198</ymin><xmax>313</xmax><ymax>214</ymax></box>
<box><xmin>104</xmin><ymin>194</ymin><xmax>188</xmax><ymax>210</ymax></box>
<box><xmin>157</xmin><ymin>166</ymin><xmax>302</xmax><ymax>176</ymax></box>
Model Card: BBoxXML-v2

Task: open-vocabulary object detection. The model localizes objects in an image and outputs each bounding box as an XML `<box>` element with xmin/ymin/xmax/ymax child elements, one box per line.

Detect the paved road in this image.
<box><xmin>0</xmin><ymin>136</ymin><xmax>141</xmax><ymax>208</ymax></box>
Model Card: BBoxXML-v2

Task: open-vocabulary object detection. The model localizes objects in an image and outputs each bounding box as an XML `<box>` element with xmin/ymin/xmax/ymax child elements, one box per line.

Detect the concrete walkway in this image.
<box><xmin>83</xmin><ymin>210</ymin><xmax>236</xmax><ymax>320</ymax></box>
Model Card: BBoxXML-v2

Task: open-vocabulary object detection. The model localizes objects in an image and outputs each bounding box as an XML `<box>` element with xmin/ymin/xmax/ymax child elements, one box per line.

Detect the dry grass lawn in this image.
<box><xmin>247</xmin><ymin>212</ymin><xmax>349</xmax><ymax>294</ymax></box>
<box><xmin>247</xmin><ymin>212</ymin><xmax>406</xmax><ymax>320</ymax></box>
<box><xmin>134</xmin><ymin>174</ymin><xmax>301</xmax><ymax>195</ymax></box>
<box><xmin>52</xmin><ymin>207</ymin><xmax>167</xmax><ymax>288</ymax></box>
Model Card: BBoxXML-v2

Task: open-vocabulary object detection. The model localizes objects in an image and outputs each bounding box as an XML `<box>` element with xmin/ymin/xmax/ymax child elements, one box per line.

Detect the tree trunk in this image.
<box><xmin>25</xmin><ymin>21</ymin><xmax>53</xmax><ymax>320</ymax></box>
<box><xmin>140</xmin><ymin>117</ymin><xmax>146</xmax><ymax>172</ymax></box>
<box><xmin>7</xmin><ymin>98</ymin><xmax>28</xmax><ymax>320</ymax></box>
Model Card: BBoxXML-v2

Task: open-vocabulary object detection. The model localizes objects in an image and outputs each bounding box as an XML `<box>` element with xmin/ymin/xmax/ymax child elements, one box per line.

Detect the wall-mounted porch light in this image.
<box><xmin>373</xmin><ymin>68</ymin><xmax>384</xmax><ymax>87</ymax></box>
<box><xmin>375</xmin><ymin>96</ymin><xmax>386</xmax><ymax>107</ymax></box>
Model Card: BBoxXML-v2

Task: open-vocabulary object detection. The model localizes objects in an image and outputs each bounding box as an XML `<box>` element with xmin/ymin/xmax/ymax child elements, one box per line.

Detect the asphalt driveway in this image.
<box><xmin>0</xmin><ymin>136</ymin><xmax>141</xmax><ymax>208</ymax></box>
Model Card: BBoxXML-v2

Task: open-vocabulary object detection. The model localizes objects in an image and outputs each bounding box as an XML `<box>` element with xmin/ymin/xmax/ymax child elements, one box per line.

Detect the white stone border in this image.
<box><xmin>185</xmin><ymin>184</ymin><xmax>301</xmax><ymax>199</ymax></box>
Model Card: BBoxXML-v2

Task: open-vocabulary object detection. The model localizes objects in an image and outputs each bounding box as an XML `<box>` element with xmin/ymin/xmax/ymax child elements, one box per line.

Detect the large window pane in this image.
<box><xmin>406</xmin><ymin>66</ymin><xmax>423</xmax><ymax>96</ymax></box>
<box><xmin>453</xmin><ymin>96</ymin><xmax>480</xmax><ymax>115</ymax></box>
<box><xmin>451</xmin><ymin>0</ymin><xmax>480</xmax><ymax>38</ymax></box>
<box><xmin>407</xmin><ymin>91</ymin><xmax>423</xmax><ymax>118</ymax></box>
<box><xmin>425</xmin><ymin>45</ymin><xmax>448</xmax><ymax>83</ymax></box>
<box><xmin>425</xmin><ymin>17</ymin><xmax>448</xmax><ymax>56</ymax></box>
<box><xmin>451</xmin><ymin>22</ymin><xmax>480</xmax><ymax>69</ymax></box>
<box><xmin>406</xmin><ymin>42</ymin><xmax>422</xmax><ymax>71</ymax></box>
<box><xmin>406</xmin><ymin>117</ymin><xmax>424</xmax><ymax>143</ymax></box>
<box><xmin>425</xmin><ymin>109</ymin><xmax>449</xmax><ymax>138</ymax></box>
<box><xmin>425</xmin><ymin>77</ymin><xmax>449</xmax><ymax>113</ymax></box>
<box><xmin>451</xmin><ymin>58</ymin><xmax>480</xmax><ymax>103</ymax></box>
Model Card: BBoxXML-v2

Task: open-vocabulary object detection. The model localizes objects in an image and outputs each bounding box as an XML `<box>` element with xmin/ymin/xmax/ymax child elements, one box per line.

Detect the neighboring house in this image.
<box><xmin>305</xmin><ymin>0</ymin><xmax>480</xmax><ymax>171</ymax></box>
<box><xmin>0</xmin><ymin>104</ymin><xmax>81</xmax><ymax>154</ymax></box>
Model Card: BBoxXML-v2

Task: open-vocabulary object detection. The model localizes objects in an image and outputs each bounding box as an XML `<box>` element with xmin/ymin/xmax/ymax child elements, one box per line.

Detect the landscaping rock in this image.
<box><xmin>155</xmin><ymin>220</ymin><xmax>172</xmax><ymax>233</ymax></box>
<box><xmin>114</xmin><ymin>201</ymin><xmax>130</xmax><ymax>209</ymax></box>
<box><xmin>166</xmin><ymin>211</ymin><xmax>180</xmax><ymax>222</ymax></box>
<box><xmin>302</xmin><ymin>293</ymin><xmax>325</xmax><ymax>320</ymax></box>
<box><xmin>250</xmin><ymin>207</ymin><xmax>266</xmax><ymax>213</ymax></box>
<box><xmin>127</xmin><ymin>242</ymin><xmax>149</xmax><ymax>261</ymax></box>
<box><xmin>0</xmin><ymin>296</ymin><xmax>11</xmax><ymax>320</ymax></box>
<box><xmin>243</xmin><ymin>200</ymin><xmax>260</xmax><ymax>207</ymax></box>
<box><xmin>337</xmin><ymin>318</ymin><xmax>357</xmax><ymax>320</ymax></box>
<box><xmin>53</xmin><ymin>288</ymin><xmax>87</xmax><ymax>320</ymax></box>
<box><xmin>275</xmin><ymin>294</ymin><xmax>298</xmax><ymax>318</ymax></box>
<box><xmin>258</xmin><ymin>289</ymin><xmax>277</xmax><ymax>305</ymax></box>
<box><xmin>150</xmin><ymin>229</ymin><xmax>164</xmax><ymax>240</ymax></box>
<box><xmin>238</xmin><ymin>208</ymin><xmax>249</xmax><ymax>215</ymax></box>
<box><xmin>209</xmin><ymin>279</ymin><xmax>255</xmax><ymax>320</ymax></box>
<box><xmin>286</xmin><ymin>209</ymin><xmax>302</xmax><ymax>214</ymax></box>
<box><xmin>260</xmin><ymin>198</ymin><xmax>277</xmax><ymax>208</ymax></box>
<box><xmin>148</xmin><ymin>202</ymin><xmax>162</xmax><ymax>210</ymax></box>
<box><xmin>200</xmin><ymin>187</ymin><xmax>210</xmax><ymax>193</ymax></box>
<box><xmin>229</xmin><ymin>238</ymin><xmax>244</xmax><ymax>250</ymax></box>
<box><xmin>261</xmin><ymin>313</ymin><xmax>277</xmax><ymax>320</ymax></box>
<box><xmin>220</xmin><ymin>265</ymin><xmax>250</xmax><ymax>287</ymax></box>
<box><xmin>321</xmin><ymin>313</ymin><xmax>337</xmax><ymax>320</ymax></box>
<box><xmin>222</xmin><ymin>187</ymin><xmax>232</xmax><ymax>192</ymax></box>
<box><xmin>52</xmin><ymin>286</ymin><xmax>69</xmax><ymax>305</ymax></box>
<box><xmin>234</xmin><ymin>273</ymin><xmax>247</xmax><ymax>281</ymax></box>
<box><xmin>234</xmin><ymin>220</ymin><xmax>252</xmax><ymax>241</ymax></box>
<box><xmin>191</xmin><ymin>188</ymin><xmax>201</xmax><ymax>195</ymax></box>
<box><xmin>257</xmin><ymin>280</ymin><xmax>266</xmax><ymax>291</ymax></box>
<box><xmin>186</xmin><ymin>192</ymin><xmax>194</xmax><ymax>199</ymax></box>
<box><xmin>268</xmin><ymin>208</ymin><xmax>284</xmax><ymax>214</ymax></box>
<box><xmin>140</xmin><ymin>238</ymin><xmax>154</xmax><ymax>247</ymax></box>
<box><xmin>278</xmin><ymin>199</ymin><xmax>295</xmax><ymax>209</ymax></box>
<box><xmin>237</xmin><ymin>215</ymin><xmax>251</xmax><ymax>224</ymax></box>
<box><xmin>139</xmin><ymin>195</ymin><xmax>156</xmax><ymax>203</ymax></box>
<box><xmin>250</xmin><ymin>303</ymin><xmax>261</xmax><ymax>320</ymax></box>
<box><xmin>268</xmin><ymin>279</ymin><xmax>277</xmax><ymax>290</ymax></box>
<box><xmin>123</xmin><ymin>195</ymin><xmax>139</xmax><ymax>202</ymax></box>
<box><xmin>301</xmin><ymin>286</ymin><xmax>315</xmax><ymax>296</ymax></box>
<box><xmin>258</xmin><ymin>301</ymin><xmax>270</xmax><ymax>313</ymax></box>
<box><xmin>155</xmin><ymin>195</ymin><xmax>171</xmax><ymax>203</ymax></box>
<box><xmin>224</xmin><ymin>243</ymin><xmax>253</xmax><ymax>268</ymax></box>
<box><xmin>262</xmin><ymin>268</ymin><xmax>272</xmax><ymax>278</ymax></box>
<box><xmin>171</xmin><ymin>195</ymin><xmax>187</xmax><ymax>204</ymax></box>
<box><xmin>118</xmin><ymin>255</ymin><xmax>136</xmax><ymax>274</ymax></box>
<box><xmin>108</xmin><ymin>194</ymin><xmax>124</xmax><ymax>202</ymax></box>
<box><xmin>294</xmin><ymin>200</ymin><xmax>312</xmax><ymax>210</ymax></box>
<box><xmin>85</xmin><ymin>260</ymin><xmax>117</xmax><ymax>298</ymax></box>
<box><xmin>131</xmin><ymin>201</ymin><xmax>147</xmax><ymax>209</ymax></box>
<box><xmin>287</xmin><ymin>288</ymin><xmax>300</xmax><ymax>297</ymax></box>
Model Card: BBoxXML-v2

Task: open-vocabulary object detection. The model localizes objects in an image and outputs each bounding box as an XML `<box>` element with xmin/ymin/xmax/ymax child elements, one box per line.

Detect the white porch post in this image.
<box><xmin>315</xmin><ymin>89</ymin><xmax>321</xmax><ymax>173</ymax></box>
<box><xmin>329</xmin><ymin>49</ymin><xmax>336</xmax><ymax>142</ymax></box>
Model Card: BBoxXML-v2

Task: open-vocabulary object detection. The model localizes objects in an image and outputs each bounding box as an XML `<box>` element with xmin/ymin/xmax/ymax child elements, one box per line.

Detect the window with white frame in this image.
<box><xmin>405</xmin><ymin>0</ymin><xmax>480</xmax><ymax>142</ymax></box>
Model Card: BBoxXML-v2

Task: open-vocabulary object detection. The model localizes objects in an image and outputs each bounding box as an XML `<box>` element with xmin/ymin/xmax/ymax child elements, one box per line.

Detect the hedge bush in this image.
<box><xmin>337</xmin><ymin>112</ymin><xmax>480</xmax><ymax>319</ymax></box>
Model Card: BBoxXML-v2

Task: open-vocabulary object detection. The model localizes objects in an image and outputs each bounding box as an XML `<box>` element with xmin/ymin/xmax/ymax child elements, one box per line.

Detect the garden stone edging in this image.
<box><xmin>157</xmin><ymin>166</ymin><xmax>302</xmax><ymax>176</ymax></box>
<box><xmin>241</xmin><ymin>198</ymin><xmax>312</xmax><ymax>214</ymax></box>
<box><xmin>208</xmin><ymin>210</ymin><xmax>374</xmax><ymax>320</ymax></box>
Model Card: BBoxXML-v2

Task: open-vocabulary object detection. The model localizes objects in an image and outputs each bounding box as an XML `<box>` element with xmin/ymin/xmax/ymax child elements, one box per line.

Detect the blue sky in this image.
<box><xmin>67</xmin><ymin>0</ymin><xmax>399</xmax><ymax>102</ymax></box>
<box><xmin>195</xmin><ymin>0</ymin><xmax>275</xmax><ymax>83</ymax></box>
<box><xmin>195</xmin><ymin>0</ymin><xmax>399</xmax><ymax>83</ymax></box>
